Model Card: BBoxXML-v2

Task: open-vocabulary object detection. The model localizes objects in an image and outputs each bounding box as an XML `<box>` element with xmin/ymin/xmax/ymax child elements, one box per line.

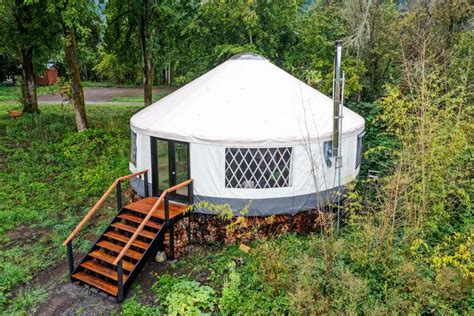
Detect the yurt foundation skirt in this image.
<box><xmin>131</xmin><ymin>177</ymin><xmax>346</xmax><ymax>216</ymax></box>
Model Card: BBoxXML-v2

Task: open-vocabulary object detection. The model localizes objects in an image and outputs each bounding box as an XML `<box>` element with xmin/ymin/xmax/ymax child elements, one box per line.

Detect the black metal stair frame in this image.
<box><xmin>64</xmin><ymin>171</ymin><xmax>193</xmax><ymax>302</ymax></box>
<box><xmin>70</xmin><ymin>206</ymin><xmax>167</xmax><ymax>301</ymax></box>
<box><xmin>65</xmin><ymin>171</ymin><xmax>193</xmax><ymax>302</ymax></box>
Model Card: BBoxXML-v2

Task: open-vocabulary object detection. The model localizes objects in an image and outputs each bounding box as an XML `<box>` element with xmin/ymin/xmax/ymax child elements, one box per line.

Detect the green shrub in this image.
<box><xmin>59</xmin><ymin>128</ymin><xmax>115</xmax><ymax>162</ymax></box>
<box><xmin>152</xmin><ymin>274</ymin><xmax>216</xmax><ymax>316</ymax></box>
<box><xmin>121</xmin><ymin>298</ymin><xmax>160</xmax><ymax>316</ymax></box>
<box><xmin>219</xmin><ymin>270</ymin><xmax>241</xmax><ymax>315</ymax></box>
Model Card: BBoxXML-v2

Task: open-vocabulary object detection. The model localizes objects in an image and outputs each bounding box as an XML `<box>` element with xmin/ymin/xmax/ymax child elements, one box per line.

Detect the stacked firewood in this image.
<box><xmin>127</xmin><ymin>189</ymin><xmax>335</xmax><ymax>259</ymax></box>
<box><xmin>163</xmin><ymin>210</ymin><xmax>333</xmax><ymax>259</ymax></box>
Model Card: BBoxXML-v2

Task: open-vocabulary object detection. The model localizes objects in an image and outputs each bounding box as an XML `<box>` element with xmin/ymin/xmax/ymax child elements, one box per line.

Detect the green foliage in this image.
<box><xmin>94</xmin><ymin>50</ymin><xmax>140</xmax><ymax>85</ymax></box>
<box><xmin>152</xmin><ymin>274</ymin><xmax>216</xmax><ymax>316</ymax></box>
<box><xmin>219</xmin><ymin>269</ymin><xmax>241</xmax><ymax>315</ymax></box>
<box><xmin>349</xmin><ymin>101</ymin><xmax>399</xmax><ymax>180</ymax></box>
<box><xmin>60</xmin><ymin>128</ymin><xmax>114</xmax><ymax>161</ymax></box>
<box><xmin>0</xmin><ymin>103</ymin><xmax>137</xmax><ymax>312</ymax></box>
<box><xmin>0</xmin><ymin>1</ymin><xmax>471</xmax><ymax>315</ymax></box>
<box><xmin>0</xmin><ymin>53</ymin><xmax>18</xmax><ymax>81</ymax></box>
<box><xmin>121</xmin><ymin>298</ymin><xmax>160</xmax><ymax>316</ymax></box>
<box><xmin>0</xmin><ymin>85</ymin><xmax>57</xmax><ymax>102</ymax></box>
<box><xmin>105</xmin><ymin>0</ymin><xmax>367</xmax><ymax>93</ymax></box>
<box><xmin>0</xmin><ymin>0</ymin><xmax>60</xmax><ymax>68</ymax></box>
<box><xmin>4</xmin><ymin>286</ymin><xmax>48</xmax><ymax>314</ymax></box>
<box><xmin>283</xmin><ymin>4</ymin><xmax>364</xmax><ymax>95</ymax></box>
<box><xmin>178</xmin><ymin>245</ymin><xmax>290</xmax><ymax>314</ymax></box>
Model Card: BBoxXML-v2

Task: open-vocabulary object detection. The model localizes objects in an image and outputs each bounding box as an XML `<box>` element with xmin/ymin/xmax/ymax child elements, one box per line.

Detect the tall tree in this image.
<box><xmin>106</xmin><ymin>0</ymin><xmax>157</xmax><ymax>106</ymax></box>
<box><xmin>342</xmin><ymin>0</ymin><xmax>399</xmax><ymax>100</ymax></box>
<box><xmin>140</xmin><ymin>0</ymin><xmax>154</xmax><ymax>106</ymax></box>
<box><xmin>51</xmin><ymin>0</ymin><xmax>97</xmax><ymax>131</ymax></box>
<box><xmin>0</xmin><ymin>0</ymin><xmax>58</xmax><ymax>113</ymax></box>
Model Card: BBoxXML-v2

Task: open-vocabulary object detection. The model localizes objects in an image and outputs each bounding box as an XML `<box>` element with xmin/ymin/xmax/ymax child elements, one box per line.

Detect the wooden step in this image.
<box><xmin>96</xmin><ymin>240</ymin><xmax>143</xmax><ymax>261</ymax></box>
<box><xmin>80</xmin><ymin>260</ymin><xmax>127</xmax><ymax>282</ymax></box>
<box><xmin>88</xmin><ymin>250</ymin><xmax>135</xmax><ymax>271</ymax></box>
<box><xmin>72</xmin><ymin>271</ymin><xmax>118</xmax><ymax>296</ymax></box>
<box><xmin>110</xmin><ymin>222</ymin><xmax>156</xmax><ymax>239</ymax></box>
<box><xmin>118</xmin><ymin>213</ymin><xmax>162</xmax><ymax>230</ymax></box>
<box><xmin>125</xmin><ymin>197</ymin><xmax>189</xmax><ymax>220</ymax></box>
<box><xmin>103</xmin><ymin>231</ymin><xmax>149</xmax><ymax>250</ymax></box>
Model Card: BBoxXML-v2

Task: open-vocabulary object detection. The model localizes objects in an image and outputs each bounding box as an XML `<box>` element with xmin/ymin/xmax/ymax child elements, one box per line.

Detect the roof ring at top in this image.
<box><xmin>230</xmin><ymin>52</ymin><xmax>267</xmax><ymax>60</ymax></box>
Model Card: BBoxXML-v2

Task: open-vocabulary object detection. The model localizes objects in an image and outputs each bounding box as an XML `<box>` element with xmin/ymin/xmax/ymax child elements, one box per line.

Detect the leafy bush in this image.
<box><xmin>60</xmin><ymin>129</ymin><xmax>114</xmax><ymax>159</ymax></box>
<box><xmin>152</xmin><ymin>274</ymin><xmax>216</xmax><ymax>315</ymax></box>
<box><xmin>219</xmin><ymin>269</ymin><xmax>242</xmax><ymax>315</ymax></box>
<box><xmin>179</xmin><ymin>245</ymin><xmax>290</xmax><ymax>314</ymax></box>
<box><xmin>93</xmin><ymin>51</ymin><xmax>140</xmax><ymax>85</ymax></box>
<box><xmin>121</xmin><ymin>298</ymin><xmax>160</xmax><ymax>316</ymax></box>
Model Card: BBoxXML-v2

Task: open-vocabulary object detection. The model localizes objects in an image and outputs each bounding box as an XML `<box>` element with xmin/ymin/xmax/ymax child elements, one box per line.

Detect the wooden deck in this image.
<box><xmin>124</xmin><ymin>197</ymin><xmax>189</xmax><ymax>220</ymax></box>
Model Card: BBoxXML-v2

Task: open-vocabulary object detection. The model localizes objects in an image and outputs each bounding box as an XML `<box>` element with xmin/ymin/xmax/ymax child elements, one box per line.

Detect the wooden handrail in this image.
<box><xmin>62</xmin><ymin>169</ymin><xmax>149</xmax><ymax>246</ymax></box>
<box><xmin>116</xmin><ymin>170</ymin><xmax>149</xmax><ymax>182</ymax></box>
<box><xmin>113</xmin><ymin>178</ymin><xmax>193</xmax><ymax>265</ymax></box>
<box><xmin>166</xmin><ymin>178</ymin><xmax>193</xmax><ymax>193</ymax></box>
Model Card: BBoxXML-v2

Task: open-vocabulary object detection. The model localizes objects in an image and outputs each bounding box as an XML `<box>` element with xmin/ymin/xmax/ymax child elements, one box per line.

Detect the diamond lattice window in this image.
<box><xmin>225</xmin><ymin>147</ymin><xmax>292</xmax><ymax>189</ymax></box>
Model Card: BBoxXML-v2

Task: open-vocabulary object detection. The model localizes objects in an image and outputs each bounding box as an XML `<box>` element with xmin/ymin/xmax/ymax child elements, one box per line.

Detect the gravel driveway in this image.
<box><xmin>38</xmin><ymin>87</ymin><xmax>175</xmax><ymax>103</ymax></box>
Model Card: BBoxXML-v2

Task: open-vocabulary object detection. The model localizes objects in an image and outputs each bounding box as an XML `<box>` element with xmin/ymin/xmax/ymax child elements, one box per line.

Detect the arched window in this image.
<box><xmin>225</xmin><ymin>147</ymin><xmax>292</xmax><ymax>189</ymax></box>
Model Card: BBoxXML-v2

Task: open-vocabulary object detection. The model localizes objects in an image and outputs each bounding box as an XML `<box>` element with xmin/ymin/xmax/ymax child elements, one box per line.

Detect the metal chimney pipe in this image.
<box><xmin>332</xmin><ymin>40</ymin><xmax>343</xmax><ymax>158</ymax></box>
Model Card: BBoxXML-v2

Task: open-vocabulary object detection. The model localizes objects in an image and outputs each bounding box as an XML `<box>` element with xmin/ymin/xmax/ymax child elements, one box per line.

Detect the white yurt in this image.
<box><xmin>129</xmin><ymin>53</ymin><xmax>365</xmax><ymax>216</ymax></box>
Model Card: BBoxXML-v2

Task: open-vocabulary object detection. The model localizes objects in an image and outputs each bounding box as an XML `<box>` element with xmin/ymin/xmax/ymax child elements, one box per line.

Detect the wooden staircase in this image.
<box><xmin>62</xmin><ymin>170</ymin><xmax>193</xmax><ymax>302</ymax></box>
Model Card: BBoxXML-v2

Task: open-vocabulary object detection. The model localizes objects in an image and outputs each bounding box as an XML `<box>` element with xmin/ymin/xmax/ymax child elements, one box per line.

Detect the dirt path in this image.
<box><xmin>31</xmin><ymin>257</ymin><xmax>178</xmax><ymax>315</ymax></box>
<box><xmin>38</xmin><ymin>87</ymin><xmax>175</xmax><ymax>103</ymax></box>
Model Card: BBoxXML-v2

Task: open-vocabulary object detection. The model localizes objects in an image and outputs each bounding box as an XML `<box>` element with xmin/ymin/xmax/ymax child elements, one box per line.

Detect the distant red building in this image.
<box><xmin>35</xmin><ymin>64</ymin><xmax>58</xmax><ymax>85</ymax></box>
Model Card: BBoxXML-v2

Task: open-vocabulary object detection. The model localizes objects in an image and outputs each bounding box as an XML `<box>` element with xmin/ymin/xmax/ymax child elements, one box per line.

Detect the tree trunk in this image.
<box><xmin>64</xmin><ymin>26</ymin><xmax>88</xmax><ymax>132</ymax></box>
<box><xmin>168</xmin><ymin>60</ymin><xmax>171</xmax><ymax>85</ymax></box>
<box><xmin>140</xmin><ymin>0</ymin><xmax>153</xmax><ymax>107</ymax></box>
<box><xmin>20</xmin><ymin>47</ymin><xmax>39</xmax><ymax>113</ymax></box>
<box><xmin>142</xmin><ymin>55</ymin><xmax>153</xmax><ymax>106</ymax></box>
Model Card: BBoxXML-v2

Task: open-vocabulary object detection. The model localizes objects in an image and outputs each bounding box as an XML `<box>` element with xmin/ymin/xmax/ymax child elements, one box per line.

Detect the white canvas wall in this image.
<box><xmin>130</xmin><ymin>127</ymin><xmax>363</xmax><ymax>203</ymax></box>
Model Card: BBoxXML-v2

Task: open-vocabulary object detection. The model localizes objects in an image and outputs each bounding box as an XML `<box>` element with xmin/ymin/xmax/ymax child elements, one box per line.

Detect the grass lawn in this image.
<box><xmin>0</xmin><ymin>103</ymin><xmax>140</xmax><ymax>313</ymax></box>
<box><xmin>0</xmin><ymin>85</ymin><xmax>58</xmax><ymax>102</ymax></box>
<box><xmin>0</xmin><ymin>103</ymin><xmax>470</xmax><ymax>315</ymax></box>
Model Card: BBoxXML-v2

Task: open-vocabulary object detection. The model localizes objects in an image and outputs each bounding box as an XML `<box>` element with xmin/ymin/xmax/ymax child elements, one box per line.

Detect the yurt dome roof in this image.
<box><xmin>131</xmin><ymin>53</ymin><xmax>364</xmax><ymax>146</ymax></box>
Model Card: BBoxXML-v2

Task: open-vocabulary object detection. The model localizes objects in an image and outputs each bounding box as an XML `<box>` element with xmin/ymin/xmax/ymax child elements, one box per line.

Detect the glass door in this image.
<box><xmin>152</xmin><ymin>138</ymin><xmax>190</xmax><ymax>202</ymax></box>
<box><xmin>156</xmin><ymin>139</ymin><xmax>170</xmax><ymax>193</ymax></box>
<box><xmin>173</xmin><ymin>142</ymin><xmax>189</xmax><ymax>198</ymax></box>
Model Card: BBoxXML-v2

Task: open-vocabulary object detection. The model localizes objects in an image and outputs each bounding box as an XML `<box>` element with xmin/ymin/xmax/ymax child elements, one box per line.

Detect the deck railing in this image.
<box><xmin>62</xmin><ymin>170</ymin><xmax>193</xmax><ymax>301</ymax></box>
<box><xmin>112</xmin><ymin>178</ymin><xmax>193</xmax><ymax>265</ymax></box>
<box><xmin>112</xmin><ymin>178</ymin><xmax>193</xmax><ymax>301</ymax></box>
<box><xmin>62</xmin><ymin>169</ymin><xmax>149</xmax><ymax>276</ymax></box>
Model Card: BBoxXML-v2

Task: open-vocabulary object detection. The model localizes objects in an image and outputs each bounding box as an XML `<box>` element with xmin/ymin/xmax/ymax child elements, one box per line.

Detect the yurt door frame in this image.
<box><xmin>150</xmin><ymin>137</ymin><xmax>190</xmax><ymax>203</ymax></box>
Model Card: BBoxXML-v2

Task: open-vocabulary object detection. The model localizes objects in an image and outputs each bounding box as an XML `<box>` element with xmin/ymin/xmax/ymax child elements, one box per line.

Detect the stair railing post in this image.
<box><xmin>117</xmin><ymin>259</ymin><xmax>124</xmax><ymax>302</ymax></box>
<box><xmin>164</xmin><ymin>194</ymin><xmax>170</xmax><ymax>227</ymax></box>
<box><xmin>188</xmin><ymin>181</ymin><xmax>194</xmax><ymax>204</ymax></box>
<box><xmin>187</xmin><ymin>180</ymin><xmax>194</xmax><ymax>245</ymax></box>
<box><xmin>67</xmin><ymin>240</ymin><xmax>74</xmax><ymax>276</ymax></box>
<box><xmin>116</xmin><ymin>180</ymin><xmax>122</xmax><ymax>211</ymax></box>
<box><xmin>144</xmin><ymin>172</ymin><xmax>149</xmax><ymax>197</ymax></box>
<box><xmin>164</xmin><ymin>194</ymin><xmax>174</xmax><ymax>259</ymax></box>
